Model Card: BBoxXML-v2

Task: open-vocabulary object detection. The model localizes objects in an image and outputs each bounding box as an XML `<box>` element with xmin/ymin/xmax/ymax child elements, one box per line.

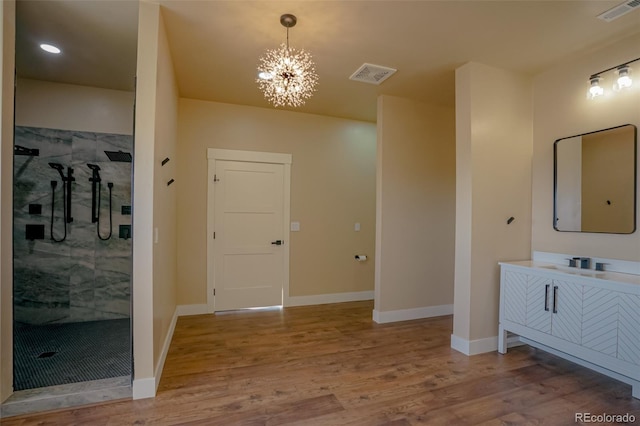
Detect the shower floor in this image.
<box><xmin>13</xmin><ymin>319</ymin><xmax>131</xmax><ymax>391</ymax></box>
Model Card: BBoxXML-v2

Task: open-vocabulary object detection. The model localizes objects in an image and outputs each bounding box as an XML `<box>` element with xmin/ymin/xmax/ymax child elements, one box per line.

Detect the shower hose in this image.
<box><xmin>97</xmin><ymin>181</ymin><xmax>113</xmax><ymax>241</ymax></box>
<box><xmin>50</xmin><ymin>180</ymin><xmax>67</xmax><ymax>242</ymax></box>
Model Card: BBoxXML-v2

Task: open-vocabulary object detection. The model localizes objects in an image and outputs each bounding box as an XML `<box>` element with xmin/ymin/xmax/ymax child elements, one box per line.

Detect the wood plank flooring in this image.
<box><xmin>4</xmin><ymin>301</ymin><xmax>640</xmax><ymax>425</ymax></box>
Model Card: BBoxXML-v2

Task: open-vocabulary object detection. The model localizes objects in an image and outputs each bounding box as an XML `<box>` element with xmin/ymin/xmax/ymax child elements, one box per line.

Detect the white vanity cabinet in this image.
<box><xmin>499</xmin><ymin>261</ymin><xmax>640</xmax><ymax>399</ymax></box>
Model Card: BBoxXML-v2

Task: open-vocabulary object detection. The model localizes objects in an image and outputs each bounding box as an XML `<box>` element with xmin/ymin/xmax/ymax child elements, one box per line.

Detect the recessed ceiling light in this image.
<box><xmin>40</xmin><ymin>43</ymin><xmax>61</xmax><ymax>54</ymax></box>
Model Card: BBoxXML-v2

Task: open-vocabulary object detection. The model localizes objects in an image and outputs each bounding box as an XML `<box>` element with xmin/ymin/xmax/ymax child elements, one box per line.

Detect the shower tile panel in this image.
<box><xmin>95</xmin><ymin>256</ymin><xmax>131</xmax><ymax>317</ymax></box>
<box><xmin>94</xmin><ymin>294</ymin><xmax>130</xmax><ymax>318</ymax></box>
<box><xmin>14</xmin><ymin>251</ymin><xmax>73</xmax><ymax>277</ymax></box>
<box><xmin>69</xmin><ymin>263</ymin><xmax>95</xmax><ymax>310</ymax></box>
<box><xmin>13</xmin><ymin>126</ymin><xmax>132</xmax><ymax>325</ymax></box>
<box><xmin>67</xmin><ymin>307</ymin><xmax>128</xmax><ymax>322</ymax></box>
<box><xmin>68</xmin><ymin>224</ymin><xmax>97</xmax><ymax>256</ymax></box>
<box><xmin>71</xmin><ymin>135</ymin><xmax>98</xmax><ymax>164</ymax></box>
<box><xmin>96</xmin><ymin>233</ymin><xmax>133</xmax><ymax>258</ymax></box>
<box><xmin>14</xmin><ymin>306</ymin><xmax>69</xmax><ymax>326</ymax></box>
<box><xmin>13</xmin><ymin>270</ymin><xmax>70</xmax><ymax>325</ymax></box>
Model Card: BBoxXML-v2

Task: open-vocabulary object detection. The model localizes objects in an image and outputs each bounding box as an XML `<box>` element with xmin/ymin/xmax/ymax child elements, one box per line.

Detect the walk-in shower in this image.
<box><xmin>6</xmin><ymin>0</ymin><xmax>140</xmax><ymax>414</ymax></box>
<box><xmin>12</xmin><ymin>126</ymin><xmax>134</xmax><ymax>391</ymax></box>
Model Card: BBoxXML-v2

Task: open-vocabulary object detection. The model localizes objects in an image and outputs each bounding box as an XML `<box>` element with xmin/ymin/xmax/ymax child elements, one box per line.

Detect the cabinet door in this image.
<box><xmin>525</xmin><ymin>275</ymin><xmax>552</xmax><ymax>334</ymax></box>
<box><xmin>618</xmin><ymin>293</ymin><xmax>640</xmax><ymax>366</ymax></box>
<box><xmin>503</xmin><ymin>271</ymin><xmax>528</xmax><ymax>325</ymax></box>
<box><xmin>550</xmin><ymin>279</ymin><xmax>582</xmax><ymax>344</ymax></box>
<box><xmin>582</xmin><ymin>286</ymin><xmax>619</xmax><ymax>357</ymax></box>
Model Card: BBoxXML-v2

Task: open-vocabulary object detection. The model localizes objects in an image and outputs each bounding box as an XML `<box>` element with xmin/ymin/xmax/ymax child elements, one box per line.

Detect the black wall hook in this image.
<box><xmin>507</xmin><ymin>217</ymin><xmax>515</xmax><ymax>225</ymax></box>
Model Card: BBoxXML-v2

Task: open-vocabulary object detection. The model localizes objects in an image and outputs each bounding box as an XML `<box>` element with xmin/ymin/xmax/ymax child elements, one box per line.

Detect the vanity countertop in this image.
<box><xmin>500</xmin><ymin>260</ymin><xmax>640</xmax><ymax>287</ymax></box>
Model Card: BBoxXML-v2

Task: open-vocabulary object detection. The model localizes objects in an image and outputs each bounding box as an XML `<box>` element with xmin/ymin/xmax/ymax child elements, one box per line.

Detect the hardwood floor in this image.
<box><xmin>4</xmin><ymin>301</ymin><xmax>640</xmax><ymax>425</ymax></box>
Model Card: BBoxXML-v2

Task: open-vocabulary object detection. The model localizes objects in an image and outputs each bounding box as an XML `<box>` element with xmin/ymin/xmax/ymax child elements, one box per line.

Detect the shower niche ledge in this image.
<box><xmin>0</xmin><ymin>376</ymin><xmax>131</xmax><ymax>418</ymax></box>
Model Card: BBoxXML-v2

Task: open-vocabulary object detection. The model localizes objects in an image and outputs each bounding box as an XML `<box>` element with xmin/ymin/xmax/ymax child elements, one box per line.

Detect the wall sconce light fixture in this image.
<box><xmin>588</xmin><ymin>57</ymin><xmax>639</xmax><ymax>99</ymax></box>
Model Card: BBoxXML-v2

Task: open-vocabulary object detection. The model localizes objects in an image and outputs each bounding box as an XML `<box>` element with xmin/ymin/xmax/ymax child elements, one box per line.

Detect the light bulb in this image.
<box><xmin>40</xmin><ymin>43</ymin><xmax>61</xmax><ymax>54</ymax></box>
<box><xmin>587</xmin><ymin>76</ymin><xmax>604</xmax><ymax>99</ymax></box>
<box><xmin>613</xmin><ymin>66</ymin><xmax>632</xmax><ymax>91</ymax></box>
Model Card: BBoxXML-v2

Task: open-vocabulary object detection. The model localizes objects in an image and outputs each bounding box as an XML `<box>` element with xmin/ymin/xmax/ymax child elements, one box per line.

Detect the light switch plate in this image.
<box><xmin>355</xmin><ymin>222</ymin><xmax>361</xmax><ymax>231</ymax></box>
<box><xmin>291</xmin><ymin>221</ymin><xmax>300</xmax><ymax>232</ymax></box>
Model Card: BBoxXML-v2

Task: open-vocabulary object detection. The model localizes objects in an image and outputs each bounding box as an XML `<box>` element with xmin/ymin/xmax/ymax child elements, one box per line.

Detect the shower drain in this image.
<box><xmin>37</xmin><ymin>351</ymin><xmax>57</xmax><ymax>359</ymax></box>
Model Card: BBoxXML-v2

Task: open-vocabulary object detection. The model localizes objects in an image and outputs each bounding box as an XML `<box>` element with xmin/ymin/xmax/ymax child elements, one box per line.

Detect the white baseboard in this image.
<box><xmin>285</xmin><ymin>291</ymin><xmax>373</xmax><ymax>307</ymax></box>
<box><xmin>132</xmin><ymin>307</ymin><xmax>179</xmax><ymax>400</ymax></box>
<box><xmin>132</xmin><ymin>378</ymin><xmax>155</xmax><ymax>400</ymax></box>
<box><xmin>176</xmin><ymin>304</ymin><xmax>209</xmax><ymax>316</ymax></box>
<box><xmin>450</xmin><ymin>334</ymin><xmax>498</xmax><ymax>356</ymax></box>
<box><xmin>372</xmin><ymin>304</ymin><xmax>453</xmax><ymax>324</ymax></box>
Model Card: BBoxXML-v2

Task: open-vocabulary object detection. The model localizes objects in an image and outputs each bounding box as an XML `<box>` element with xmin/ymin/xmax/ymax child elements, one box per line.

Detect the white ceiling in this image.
<box><xmin>16</xmin><ymin>1</ymin><xmax>640</xmax><ymax>123</ymax></box>
<box><xmin>16</xmin><ymin>0</ymin><xmax>139</xmax><ymax>91</ymax></box>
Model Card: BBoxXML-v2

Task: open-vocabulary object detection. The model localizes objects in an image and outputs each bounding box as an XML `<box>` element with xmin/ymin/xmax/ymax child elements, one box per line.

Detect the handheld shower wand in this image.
<box><xmin>48</xmin><ymin>163</ymin><xmax>69</xmax><ymax>242</ymax></box>
<box><xmin>48</xmin><ymin>162</ymin><xmax>75</xmax><ymax>223</ymax></box>
<box><xmin>87</xmin><ymin>164</ymin><xmax>113</xmax><ymax>240</ymax></box>
<box><xmin>87</xmin><ymin>164</ymin><xmax>101</xmax><ymax>223</ymax></box>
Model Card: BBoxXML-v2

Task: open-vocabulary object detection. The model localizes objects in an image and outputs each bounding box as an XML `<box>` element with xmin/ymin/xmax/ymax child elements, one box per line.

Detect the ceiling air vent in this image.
<box><xmin>597</xmin><ymin>0</ymin><xmax>640</xmax><ymax>22</ymax></box>
<box><xmin>349</xmin><ymin>63</ymin><xmax>397</xmax><ymax>85</ymax></box>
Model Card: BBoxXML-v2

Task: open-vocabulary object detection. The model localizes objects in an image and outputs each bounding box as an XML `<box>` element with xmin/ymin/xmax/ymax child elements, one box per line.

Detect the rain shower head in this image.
<box><xmin>49</xmin><ymin>163</ymin><xmax>65</xmax><ymax>179</ymax></box>
<box><xmin>104</xmin><ymin>150</ymin><xmax>132</xmax><ymax>162</ymax></box>
<box><xmin>15</xmin><ymin>145</ymin><xmax>39</xmax><ymax>156</ymax></box>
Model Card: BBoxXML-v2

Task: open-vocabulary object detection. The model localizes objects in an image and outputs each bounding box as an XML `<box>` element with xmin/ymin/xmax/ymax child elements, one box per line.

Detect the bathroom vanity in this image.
<box><xmin>498</xmin><ymin>260</ymin><xmax>640</xmax><ymax>399</ymax></box>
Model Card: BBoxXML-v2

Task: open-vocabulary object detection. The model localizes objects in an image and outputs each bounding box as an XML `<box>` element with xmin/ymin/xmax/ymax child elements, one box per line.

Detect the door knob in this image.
<box><xmin>271</xmin><ymin>240</ymin><xmax>283</xmax><ymax>245</ymax></box>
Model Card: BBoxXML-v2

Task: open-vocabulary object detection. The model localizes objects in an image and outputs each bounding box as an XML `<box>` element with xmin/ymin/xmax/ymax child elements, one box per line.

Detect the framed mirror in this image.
<box><xmin>554</xmin><ymin>124</ymin><xmax>637</xmax><ymax>234</ymax></box>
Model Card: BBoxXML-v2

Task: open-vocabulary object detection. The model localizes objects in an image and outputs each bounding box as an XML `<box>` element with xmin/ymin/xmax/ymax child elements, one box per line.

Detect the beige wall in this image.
<box><xmin>15</xmin><ymin>79</ymin><xmax>134</xmax><ymax>134</ymax></box>
<box><xmin>454</xmin><ymin>62</ymin><xmax>533</xmax><ymax>344</ymax></box>
<box><xmin>532</xmin><ymin>32</ymin><xmax>640</xmax><ymax>260</ymax></box>
<box><xmin>374</xmin><ymin>95</ymin><xmax>456</xmax><ymax>313</ymax></box>
<box><xmin>0</xmin><ymin>0</ymin><xmax>15</xmax><ymax>404</ymax></box>
<box><xmin>177</xmin><ymin>99</ymin><xmax>376</xmax><ymax>305</ymax></box>
<box><xmin>133</xmin><ymin>1</ymin><xmax>179</xmax><ymax>396</ymax></box>
<box><xmin>133</xmin><ymin>0</ymin><xmax>158</xmax><ymax>386</ymax></box>
<box><xmin>152</xmin><ymin>8</ymin><xmax>178</xmax><ymax>374</ymax></box>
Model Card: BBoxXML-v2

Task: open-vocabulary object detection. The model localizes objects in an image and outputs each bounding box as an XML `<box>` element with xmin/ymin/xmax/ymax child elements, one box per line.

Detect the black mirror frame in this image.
<box><xmin>553</xmin><ymin>123</ymin><xmax>637</xmax><ymax>234</ymax></box>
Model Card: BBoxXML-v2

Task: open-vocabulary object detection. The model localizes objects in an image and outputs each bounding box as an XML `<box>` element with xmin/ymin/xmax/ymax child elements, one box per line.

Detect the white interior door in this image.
<box><xmin>210</xmin><ymin>157</ymin><xmax>288</xmax><ymax>311</ymax></box>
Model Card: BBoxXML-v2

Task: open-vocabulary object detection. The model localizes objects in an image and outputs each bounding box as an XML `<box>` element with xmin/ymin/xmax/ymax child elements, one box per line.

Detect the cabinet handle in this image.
<box><xmin>553</xmin><ymin>286</ymin><xmax>558</xmax><ymax>314</ymax></box>
<box><xmin>544</xmin><ymin>284</ymin><xmax>550</xmax><ymax>311</ymax></box>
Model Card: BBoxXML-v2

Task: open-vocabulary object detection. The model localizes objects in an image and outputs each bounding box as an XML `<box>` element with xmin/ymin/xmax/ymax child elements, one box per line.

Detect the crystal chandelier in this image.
<box><xmin>256</xmin><ymin>14</ymin><xmax>318</xmax><ymax>108</ymax></box>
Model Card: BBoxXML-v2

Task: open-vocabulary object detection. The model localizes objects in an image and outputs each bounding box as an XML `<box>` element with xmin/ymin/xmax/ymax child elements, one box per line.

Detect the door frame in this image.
<box><xmin>206</xmin><ymin>148</ymin><xmax>292</xmax><ymax>313</ymax></box>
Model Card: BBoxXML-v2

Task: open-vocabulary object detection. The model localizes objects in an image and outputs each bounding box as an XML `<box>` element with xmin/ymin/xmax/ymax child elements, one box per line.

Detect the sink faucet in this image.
<box><xmin>567</xmin><ymin>257</ymin><xmax>579</xmax><ymax>267</ymax></box>
<box><xmin>567</xmin><ymin>257</ymin><xmax>591</xmax><ymax>269</ymax></box>
<box><xmin>580</xmin><ymin>257</ymin><xmax>591</xmax><ymax>269</ymax></box>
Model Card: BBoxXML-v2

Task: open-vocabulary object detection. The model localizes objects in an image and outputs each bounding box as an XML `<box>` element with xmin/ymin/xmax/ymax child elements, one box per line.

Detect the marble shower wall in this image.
<box><xmin>14</xmin><ymin>126</ymin><xmax>133</xmax><ymax>325</ymax></box>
